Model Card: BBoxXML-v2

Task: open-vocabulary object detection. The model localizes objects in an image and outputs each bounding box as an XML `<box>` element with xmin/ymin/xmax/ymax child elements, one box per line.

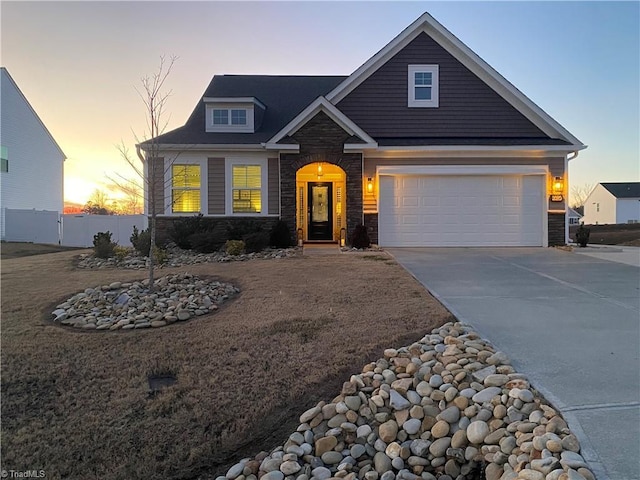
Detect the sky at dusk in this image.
<box><xmin>2</xmin><ymin>1</ymin><xmax>638</xmax><ymax>205</ymax></box>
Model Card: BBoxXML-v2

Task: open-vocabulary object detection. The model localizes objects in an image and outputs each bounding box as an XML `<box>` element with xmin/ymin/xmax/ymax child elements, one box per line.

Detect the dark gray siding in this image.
<box><xmin>268</xmin><ymin>157</ymin><xmax>279</xmax><ymax>215</ymax></box>
<box><xmin>337</xmin><ymin>33</ymin><xmax>549</xmax><ymax>139</ymax></box>
<box><xmin>207</xmin><ymin>157</ymin><xmax>225</xmax><ymax>214</ymax></box>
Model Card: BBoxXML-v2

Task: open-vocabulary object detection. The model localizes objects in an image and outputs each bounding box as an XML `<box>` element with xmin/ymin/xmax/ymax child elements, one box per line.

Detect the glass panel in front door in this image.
<box><xmin>312</xmin><ymin>186</ymin><xmax>329</xmax><ymax>222</ymax></box>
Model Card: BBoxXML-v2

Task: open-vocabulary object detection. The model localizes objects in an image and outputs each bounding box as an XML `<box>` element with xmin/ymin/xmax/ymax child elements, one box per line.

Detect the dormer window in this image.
<box><xmin>212</xmin><ymin>108</ymin><xmax>247</xmax><ymax>126</ymax></box>
<box><xmin>204</xmin><ymin>97</ymin><xmax>265</xmax><ymax>133</ymax></box>
<box><xmin>408</xmin><ymin>65</ymin><xmax>439</xmax><ymax>108</ymax></box>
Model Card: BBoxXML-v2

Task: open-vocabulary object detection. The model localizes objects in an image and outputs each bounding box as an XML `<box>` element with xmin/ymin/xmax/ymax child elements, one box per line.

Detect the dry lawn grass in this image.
<box><xmin>1</xmin><ymin>250</ymin><xmax>452</xmax><ymax>480</ymax></box>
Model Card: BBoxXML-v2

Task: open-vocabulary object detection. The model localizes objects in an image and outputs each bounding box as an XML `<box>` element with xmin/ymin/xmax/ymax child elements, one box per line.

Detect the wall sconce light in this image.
<box><xmin>316</xmin><ymin>162</ymin><xmax>323</xmax><ymax>177</ymax></box>
<box><xmin>552</xmin><ymin>176</ymin><xmax>564</xmax><ymax>194</ymax></box>
<box><xmin>366</xmin><ymin>177</ymin><xmax>374</xmax><ymax>194</ymax></box>
<box><xmin>297</xmin><ymin>228</ymin><xmax>304</xmax><ymax>247</ymax></box>
<box><xmin>550</xmin><ymin>176</ymin><xmax>564</xmax><ymax>202</ymax></box>
<box><xmin>340</xmin><ymin>227</ymin><xmax>346</xmax><ymax>247</ymax></box>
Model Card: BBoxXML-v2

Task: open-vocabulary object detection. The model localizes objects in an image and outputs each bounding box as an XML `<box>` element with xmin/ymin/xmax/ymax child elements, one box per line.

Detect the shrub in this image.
<box><xmin>169</xmin><ymin>214</ymin><xmax>206</xmax><ymax>249</ymax></box>
<box><xmin>152</xmin><ymin>246</ymin><xmax>168</xmax><ymax>265</ymax></box>
<box><xmin>226</xmin><ymin>219</ymin><xmax>263</xmax><ymax>241</ymax></box>
<box><xmin>188</xmin><ymin>232</ymin><xmax>221</xmax><ymax>253</ymax></box>
<box><xmin>114</xmin><ymin>245</ymin><xmax>132</xmax><ymax>262</ymax></box>
<box><xmin>269</xmin><ymin>220</ymin><xmax>293</xmax><ymax>248</ymax></box>
<box><xmin>243</xmin><ymin>231</ymin><xmax>270</xmax><ymax>253</ymax></box>
<box><xmin>93</xmin><ymin>231</ymin><xmax>116</xmax><ymax>259</ymax></box>
<box><xmin>130</xmin><ymin>226</ymin><xmax>152</xmax><ymax>256</ymax></box>
<box><xmin>225</xmin><ymin>240</ymin><xmax>245</xmax><ymax>256</ymax></box>
<box><xmin>350</xmin><ymin>224</ymin><xmax>371</xmax><ymax>249</ymax></box>
<box><xmin>575</xmin><ymin>224</ymin><xmax>590</xmax><ymax>248</ymax></box>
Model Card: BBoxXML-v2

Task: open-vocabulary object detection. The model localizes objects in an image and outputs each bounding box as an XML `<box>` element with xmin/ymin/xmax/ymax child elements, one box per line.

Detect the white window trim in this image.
<box><xmin>408</xmin><ymin>64</ymin><xmax>439</xmax><ymax>108</ymax></box>
<box><xmin>164</xmin><ymin>159</ymin><xmax>207</xmax><ymax>215</ymax></box>
<box><xmin>224</xmin><ymin>157</ymin><xmax>269</xmax><ymax>216</ymax></box>
<box><xmin>206</xmin><ymin>104</ymin><xmax>254</xmax><ymax>133</ymax></box>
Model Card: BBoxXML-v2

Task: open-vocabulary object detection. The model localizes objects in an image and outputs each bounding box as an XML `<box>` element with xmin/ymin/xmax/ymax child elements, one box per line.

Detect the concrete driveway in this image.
<box><xmin>388</xmin><ymin>247</ymin><xmax>640</xmax><ymax>480</ymax></box>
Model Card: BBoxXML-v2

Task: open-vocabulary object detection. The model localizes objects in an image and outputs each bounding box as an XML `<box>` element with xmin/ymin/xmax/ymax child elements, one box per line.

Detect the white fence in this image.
<box><xmin>61</xmin><ymin>214</ymin><xmax>148</xmax><ymax>247</ymax></box>
<box><xmin>2</xmin><ymin>208</ymin><xmax>60</xmax><ymax>244</ymax></box>
<box><xmin>1</xmin><ymin>208</ymin><xmax>147</xmax><ymax>247</ymax></box>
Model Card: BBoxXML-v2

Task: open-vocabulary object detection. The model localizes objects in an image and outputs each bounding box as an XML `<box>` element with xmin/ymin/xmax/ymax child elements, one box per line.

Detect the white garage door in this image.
<box><xmin>378</xmin><ymin>174</ymin><xmax>544</xmax><ymax>247</ymax></box>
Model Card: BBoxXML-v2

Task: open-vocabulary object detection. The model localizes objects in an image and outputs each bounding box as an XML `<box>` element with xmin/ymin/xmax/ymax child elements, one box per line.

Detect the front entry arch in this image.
<box><xmin>296</xmin><ymin>162</ymin><xmax>346</xmax><ymax>242</ymax></box>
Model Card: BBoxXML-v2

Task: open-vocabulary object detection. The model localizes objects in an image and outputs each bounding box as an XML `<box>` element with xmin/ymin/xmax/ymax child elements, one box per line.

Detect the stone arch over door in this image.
<box><xmin>281</xmin><ymin>151</ymin><xmax>363</xmax><ymax>244</ymax></box>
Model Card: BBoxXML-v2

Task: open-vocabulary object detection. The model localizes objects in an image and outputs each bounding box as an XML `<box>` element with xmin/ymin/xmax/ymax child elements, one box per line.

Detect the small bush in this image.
<box><xmin>169</xmin><ymin>214</ymin><xmax>206</xmax><ymax>249</ymax></box>
<box><xmin>243</xmin><ymin>231</ymin><xmax>270</xmax><ymax>253</ymax></box>
<box><xmin>575</xmin><ymin>224</ymin><xmax>590</xmax><ymax>248</ymax></box>
<box><xmin>93</xmin><ymin>231</ymin><xmax>116</xmax><ymax>259</ymax></box>
<box><xmin>152</xmin><ymin>246</ymin><xmax>168</xmax><ymax>265</ymax></box>
<box><xmin>350</xmin><ymin>224</ymin><xmax>371</xmax><ymax>249</ymax></box>
<box><xmin>114</xmin><ymin>245</ymin><xmax>132</xmax><ymax>262</ymax></box>
<box><xmin>187</xmin><ymin>232</ymin><xmax>220</xmax><ymax>253</ymax></box>
<box><xmin>226</xmin><ymin>219</ymin><xmax>263</xmax><ymax>241</ymax></box>
<box><xmin>130</xmin><ymin>226</ymin><xmax>152</xmax><ymax>256</ymax></box>
<box><xmin>269</xmin><ymin>220</ymin><xmax>293</xmax><ymax>248</ymax></box>
<box><xmin>225</xmin><ymin>240</ymin><xmax>245</xmax><ymax>256</ymax></box>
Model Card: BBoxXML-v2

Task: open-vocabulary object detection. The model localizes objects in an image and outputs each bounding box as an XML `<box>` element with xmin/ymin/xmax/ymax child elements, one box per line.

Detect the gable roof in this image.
<box><xmin>601</xmin><ymin>182</ymin><xmax>640</xmax><ymax>198</ymax></box>
<box><xmin>150</xmin><ymin>75</ymin><xmax>346</xmax><ymax>146</ymax></box>
<box><xmin>326</xmin><ymin>12</ymin><xmax>585</xmax><ymax>150</ymax></box>
<box><xmin>266</xmin><ymin>96</ymin><xmax>377</xmax><ymax>150</ymax></box>
<box><xmin>0</xmin><ymin>67</ymin><xmax>66</xmax><ymax>159</ymax></box>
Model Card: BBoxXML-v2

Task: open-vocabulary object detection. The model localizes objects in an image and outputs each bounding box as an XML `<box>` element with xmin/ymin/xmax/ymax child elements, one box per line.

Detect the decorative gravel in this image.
<box><xmin>218</xmin><ymin>321</ymin><xmax>596</xmax><ymax>480</ymax></box>
<box><xmin>51</xmin><ymin>273</ymin><xmax>238</xmax><ymax>331</ymax></box>
<box><xmin>77</xmin><ymin>244</ymin><xmax>300</xmax><ymax>269</ymax></box>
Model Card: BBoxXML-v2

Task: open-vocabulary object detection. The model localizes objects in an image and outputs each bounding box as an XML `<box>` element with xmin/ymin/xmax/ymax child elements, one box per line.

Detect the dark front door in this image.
<box><xmin>308</xmin><ymin>182</ymin><xmax>333</xmax><ymax>241</ymax></box>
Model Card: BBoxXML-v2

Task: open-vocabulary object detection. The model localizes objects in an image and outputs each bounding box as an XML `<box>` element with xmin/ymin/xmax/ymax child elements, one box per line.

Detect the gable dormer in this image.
<box><xmin>204</xmin><ymin>97</ymin><xmax>266</xmax><ymax>133</ymax></box>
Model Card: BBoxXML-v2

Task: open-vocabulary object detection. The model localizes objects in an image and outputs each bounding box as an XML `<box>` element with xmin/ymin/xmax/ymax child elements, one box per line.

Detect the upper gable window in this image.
<box><xmin>408</xmin><ymin>65</ymin><xmax>439</xmax><ymax>108</ymax></box>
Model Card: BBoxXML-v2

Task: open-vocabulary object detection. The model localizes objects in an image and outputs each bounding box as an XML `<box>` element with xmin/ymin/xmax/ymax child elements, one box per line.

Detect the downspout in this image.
<box><xmin>565</xmin><ymin>151</ymin><xmax>579</xmax><ymax>244</ymax></box>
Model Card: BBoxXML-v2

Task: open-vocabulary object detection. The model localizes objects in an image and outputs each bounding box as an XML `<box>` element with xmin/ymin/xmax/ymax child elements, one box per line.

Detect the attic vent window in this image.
<box><xmin>408</xmin><ymin>65</ymin><xmax>439</xmax><ymax>108</ymax></box>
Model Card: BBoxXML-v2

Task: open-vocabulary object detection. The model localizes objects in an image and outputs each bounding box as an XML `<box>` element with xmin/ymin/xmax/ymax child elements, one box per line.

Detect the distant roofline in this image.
<box><xmin>0</xmin><ymin>67</ymin><xmax>66</xmax><ymax>160</ymax></box>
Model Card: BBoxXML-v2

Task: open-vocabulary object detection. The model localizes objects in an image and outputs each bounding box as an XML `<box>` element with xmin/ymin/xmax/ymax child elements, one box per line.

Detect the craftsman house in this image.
<box><xmin>141</xmin><ymin>12</ymin><xmax>585</xmax><ymax>247</ymax></box>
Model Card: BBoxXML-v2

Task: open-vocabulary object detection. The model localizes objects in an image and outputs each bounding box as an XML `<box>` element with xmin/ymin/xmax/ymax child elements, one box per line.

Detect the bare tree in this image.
<box><xmin>105</xmin><ymin>177</ymin><xmax>144</xmax><ymax>214</ymax></box>
<box><xmin>117</xmin><ymin>55</ymin><xmax>180</xmax><ymax>290</ymax></box>
<box><xmin>83</xmin><ymin>188</ymin><xmax>115</xmax><ymax>215</ymax></box>
<box><xmin>570</xmin><ymin>183</ymin><xmax>594</xmax><ymax>209</ymax></box>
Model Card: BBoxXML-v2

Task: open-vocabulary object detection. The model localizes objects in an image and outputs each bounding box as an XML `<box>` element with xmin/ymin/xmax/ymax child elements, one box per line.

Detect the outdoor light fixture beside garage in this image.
<box><xmin>551</xmin><ymin>176</ymin><xmax>564</xmax><ymax>202</ymax></box>
<box><xmin>366</xmin><ymin>177</ymin><xmax>374</xmax><ymax>194</ymax></box>
<box><xmin>316</xmin><ymin>162</ymin><xmax>323</xmax><ymax>177</ymax></box>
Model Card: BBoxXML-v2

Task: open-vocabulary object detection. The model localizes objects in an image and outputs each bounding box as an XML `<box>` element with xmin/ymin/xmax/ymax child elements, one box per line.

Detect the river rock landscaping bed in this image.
<box><xmin>51</xmin><ymin>273</ymin><xmax>238</xmax><ymax>330</ymax></box>
<box><xmin>219</xmin><ymin>322</ymin><xmax>595</xmax><ymax>480</ymax></box>
<box><xmin>77</xmin><ymin>244</ymin><xmax>300</xmax><ymax>270</ymax></box>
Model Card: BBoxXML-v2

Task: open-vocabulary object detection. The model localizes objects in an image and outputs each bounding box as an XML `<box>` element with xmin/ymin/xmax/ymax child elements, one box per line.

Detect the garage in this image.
<box><xmin>378</xmin><ymin>169</ymin><xmax>546</xmax><ymax>247</ymax></box>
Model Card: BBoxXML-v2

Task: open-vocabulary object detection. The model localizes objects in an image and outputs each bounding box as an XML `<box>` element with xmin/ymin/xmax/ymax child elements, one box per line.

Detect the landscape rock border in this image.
<box><xmin>219</xmin><ymin>322</ymin><xmax>595</xmax><ymax>480</ymax></box>
<box><xmin>77</xmin><ymin>244</ymin><xmax>301</xmax><ymax>270</ymax></box>
<box><xmin>51</xmin><ymin>273</ymin><xmax>239</xmax><ymax>331</ymax></box>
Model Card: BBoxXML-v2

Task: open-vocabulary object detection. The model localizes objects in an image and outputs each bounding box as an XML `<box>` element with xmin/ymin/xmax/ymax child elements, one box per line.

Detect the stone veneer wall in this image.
<box><xmin>548</xmin><ymin>213</ymin><xmax>566</xmax><ymax>246</ymax></box>
<box><xmin>364</xmin><ymin>213</ymin><xmax>379</xmax><ymax>245</ymax></box>
<box><xmin>280</xmin><ymin>112</ymin><xmax>363</xmax><ymax>244</ymax></box>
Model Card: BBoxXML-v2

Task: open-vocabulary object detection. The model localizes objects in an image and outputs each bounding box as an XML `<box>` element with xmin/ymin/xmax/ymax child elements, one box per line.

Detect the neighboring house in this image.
<box><xmin>0</xmin><ymin>67</ymin><xmax>66</xmax><ymax>240</ymax></box>
<box><xmin>567</xmin><ymin>208</ymin><xmax>583</xmax><ymax>225</ymax></box>
<box><xmin>141</xmin><ymin>12</ymin><xmax>585</xmax><ymax>247</ymax></box>
<box><xmin>582</xmin><ymin>182</ymin><xmax>640</xmax><ymax>225</ymax></box>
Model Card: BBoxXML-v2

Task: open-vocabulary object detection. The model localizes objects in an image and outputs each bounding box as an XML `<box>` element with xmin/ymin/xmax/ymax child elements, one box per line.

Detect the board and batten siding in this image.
<box><xmin>208</xmin><ymin>158</ymin><xmax>225</xmax><ymax>214</ymax></box>
<box><xmin>337</xmin><ymin>33</ymin><xmax>548</xmax><ymax>139</ymax></box>
<box><xmin>268</xmin><ymin>157</ymin><xmax>279</xmax><ymax>215</ymax></box>
<box><xmin>0</xmin><ymin>68</ymin><xmax>65</xmax><ymax>239</ymax></box>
